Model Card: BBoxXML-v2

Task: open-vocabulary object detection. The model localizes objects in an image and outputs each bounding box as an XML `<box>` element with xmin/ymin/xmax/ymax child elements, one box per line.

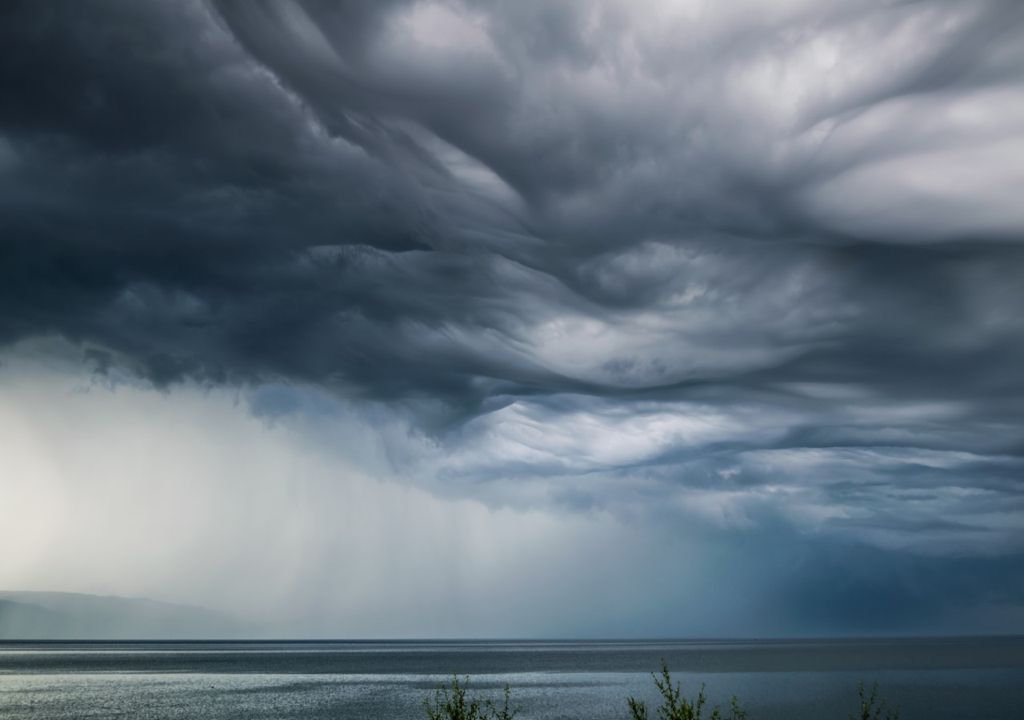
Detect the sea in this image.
<box><xmin>1</xmin><ymin>638</ymin><xmax>1022</xmax><ymax>719</ymax></box>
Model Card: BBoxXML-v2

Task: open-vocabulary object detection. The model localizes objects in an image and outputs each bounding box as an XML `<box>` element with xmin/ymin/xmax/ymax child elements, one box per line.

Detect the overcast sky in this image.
<box><xmin>1</xmin><ymin>0</ymin><xmax>1023</xmax><ymax>637</ymax></box>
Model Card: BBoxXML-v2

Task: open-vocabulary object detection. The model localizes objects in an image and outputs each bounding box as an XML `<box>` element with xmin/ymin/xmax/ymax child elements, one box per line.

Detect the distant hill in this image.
<box><xmin>0</xmin><ymin>591</ymin><xmax>246</xmax><ymax>639</ymax></box>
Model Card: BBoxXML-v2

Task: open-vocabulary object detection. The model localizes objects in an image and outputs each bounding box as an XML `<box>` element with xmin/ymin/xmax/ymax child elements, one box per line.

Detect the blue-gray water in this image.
<box><xmin>1</xmin><ymin>638</ymin><xmax>1022</xmax><ymax>719</ymax></box>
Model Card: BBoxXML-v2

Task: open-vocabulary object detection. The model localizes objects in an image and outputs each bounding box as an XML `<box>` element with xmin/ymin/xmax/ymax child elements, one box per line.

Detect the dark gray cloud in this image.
<box><xmin>2</xmin><ymin>0</ymin><xmax>1024</xmax><ymax>632</ymax></box>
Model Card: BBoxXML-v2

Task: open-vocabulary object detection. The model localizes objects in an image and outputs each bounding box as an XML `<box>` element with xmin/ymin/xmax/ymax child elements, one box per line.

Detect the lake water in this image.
<box><xmin>1</xmin><ymin>638</ymin><xmax>1022</xmax><ymax>719</ymax></box>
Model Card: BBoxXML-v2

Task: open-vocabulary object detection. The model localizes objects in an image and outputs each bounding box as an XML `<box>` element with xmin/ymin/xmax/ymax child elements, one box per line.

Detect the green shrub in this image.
<box><xmin>424</xmin><ymin>676</ymin><xmax>517</xmax><ymax>720</ymax></box>
<box><xmin>423</xmin><ymin>665</ymin><xmax>898</xmax><ymax>719</ymax></box>
<box><xmin>627</xmin><ymin>662</ymin><xmax>747</xmax><ymax>720</ymax></box>
<box><xmin>850</xmin><ymin>681</ymin><xmax>900</xmax><ymax>720</ymax></box>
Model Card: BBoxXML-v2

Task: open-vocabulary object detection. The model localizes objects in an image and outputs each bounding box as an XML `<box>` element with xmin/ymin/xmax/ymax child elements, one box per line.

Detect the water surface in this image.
<box><xmin>1</xmin><ymin>638</ymin><xmax>1022</xmax><ymax>719</ymax></box>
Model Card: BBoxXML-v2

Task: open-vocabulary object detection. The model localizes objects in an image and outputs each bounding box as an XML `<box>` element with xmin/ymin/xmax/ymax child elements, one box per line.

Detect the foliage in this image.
<box><xmin>850</xmin><ymin>681</ymin><xmax>900</xmax><ymax>720</ymax></box>
<box><xmin>423</xmin><ymin>665</ymin><xmax>900</xmax><ymax>720</ymax></box>
<box><xmin>627</xmin><ymin>662</ymin><xmax>747</xmax><ymax>720</ymax></box>
<box><xmin>424</xmin><ymin>676</ymin><xmax>517</xmax><ymax>720</ymax></box>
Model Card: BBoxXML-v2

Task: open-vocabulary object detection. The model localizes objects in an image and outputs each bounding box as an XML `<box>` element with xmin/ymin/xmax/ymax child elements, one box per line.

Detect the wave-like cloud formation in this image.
<box><xmin>1</xmin><ymin>0</ymin><xmax>1023</xmax><ymax>565</ymax></box>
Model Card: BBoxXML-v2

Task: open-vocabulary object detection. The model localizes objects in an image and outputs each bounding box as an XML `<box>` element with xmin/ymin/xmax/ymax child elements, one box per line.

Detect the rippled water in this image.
<box><xmin>1</xmin><ymin>638</ymin><xmax>1022</xmax><ymax>719</ymax></box>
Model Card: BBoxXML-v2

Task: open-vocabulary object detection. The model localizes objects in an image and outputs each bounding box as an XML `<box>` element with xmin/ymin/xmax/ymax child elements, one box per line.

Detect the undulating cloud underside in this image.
<box><xmin>0</xmin><ymin>0</ymin><xmax>1022</xmax><ymax>635</ymax></box>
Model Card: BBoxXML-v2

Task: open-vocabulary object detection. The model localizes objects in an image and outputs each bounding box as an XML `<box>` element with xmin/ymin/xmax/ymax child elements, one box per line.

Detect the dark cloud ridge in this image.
<box><xmin>2</xmin><ymin>0</ymin><xmax>1023</xmax><ymax>574</ymax></box>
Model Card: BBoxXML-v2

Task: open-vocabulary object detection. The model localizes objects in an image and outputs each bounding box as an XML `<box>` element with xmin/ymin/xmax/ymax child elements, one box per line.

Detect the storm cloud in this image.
<box><xmin>1</xmin><ymin>0</ymin><xmax>1023</xmax><ymax>634</ymax></box>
